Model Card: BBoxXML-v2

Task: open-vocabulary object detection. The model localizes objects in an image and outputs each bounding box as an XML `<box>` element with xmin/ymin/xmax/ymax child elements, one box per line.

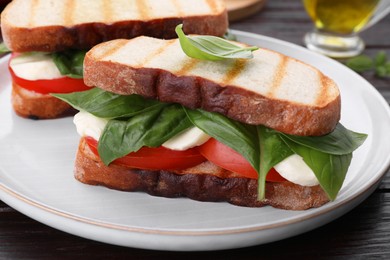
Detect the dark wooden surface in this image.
<box><xmin>1</xmin><ymin>0</ymin><xmax>390</xmax><ymax>258</ymax></box>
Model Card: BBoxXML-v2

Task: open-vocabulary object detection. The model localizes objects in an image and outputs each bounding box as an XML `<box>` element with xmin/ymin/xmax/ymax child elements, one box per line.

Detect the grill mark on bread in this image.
<box><xmin>95</xmin><ymin>40</ymin><xmax>127</xmax><ymax>60</ymax></box>
<box><xmin>64</xmin><ymin>0</ymin><xmax>75</xmax><ymax>26</ymax></box>
<box><xmin>136</xmin><ymin>0</ymin><xmax>150</xmax><ymax>20</ymax></box>
<box><xmin>175</xmin><ymin>59</ymin><xmax>200</xmax><ymax>76</ymax></box>
<box><xmin>142</xmin><ymin>40</ymin><xmax>176</xmax><ymax>67</ymax></box>
<box><xmin>206</xmin><ymin>0</ymin><xmax>219</xmax><ymax>13</ymax></box>
<box><xmin>29</xmin><ymin>0</ymin><xmax>39</xmax><ymax>27</ymax></box>
<box><xmin>316</xmin><ymin>72</ymin><xmax>332</xmax><ymax>107</ymax></box>
<box><xmin>223</xmin><ymin>59</ymin><xmax>247</xmax><ymax>85</ymax></box>
<box><xmin>268</xmin><ymin>55</ymin><xmax>288</xmax><ymax>97</ymax></box>
<box><xmin>102</xmin><ymin>0</ymin><xmax>113</xmax><ymax>22</ymax></box>
<box><xmin>172</xmin><ymin>0</ymin><xmax>184</xmax><ymax>16</ymax></box>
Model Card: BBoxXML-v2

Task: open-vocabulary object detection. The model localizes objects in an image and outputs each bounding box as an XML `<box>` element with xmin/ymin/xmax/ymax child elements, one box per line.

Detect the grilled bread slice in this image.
<box><xmin>75</xmin><ymin>137</ymin><xmax>329</xmax><ymax>210</ymax></box>
<box><xmin>84</xmin><ymin>37</ymin><xmax>341</xmax><ymax>136</ymax></box>
<box><xmin>1</xmin><ymin>0</ymin><xmax>228</xmax><ymax>52</ymax></box>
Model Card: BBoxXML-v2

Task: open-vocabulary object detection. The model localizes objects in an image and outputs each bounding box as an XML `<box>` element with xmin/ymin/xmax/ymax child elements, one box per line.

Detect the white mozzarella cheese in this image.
<box><xmin>73</xmin><ymin>111</ymin><xmax>109</xmax><ymax>141</ymax></box>
<box><xmin>162</xmin><ymin>127</ymin><xmax>210</xmax><ymax>150</ymax></box>
<box><xmin>274</xmin><ymin>154</ymin><xmax>319</xmax><ymax>186</ymax></box>
<box><xmin>9</xmin><ymin>52</ymin><xmax>63</xmax><ymax>80</ymax></box>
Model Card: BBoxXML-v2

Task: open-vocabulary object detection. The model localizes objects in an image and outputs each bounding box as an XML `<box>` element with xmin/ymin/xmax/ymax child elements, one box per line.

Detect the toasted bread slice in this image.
<box><xmin>75</xmin><ymin>137</ymin><xmax>329</xmax><ymax>210</ymax></box>
<box><xmin>11</xmin><ymin>83</ymin><xmax>76</xmax><ymax>119</ymax></box>
<box><xmin>1</xmin><ymin>0</ymin><xmax>228</xmax><ymax>52</ymax></box>
<box><xmin>83</xmin><ymin>37</ymin><xmax>341</xmax><ymax>136</ymax></box>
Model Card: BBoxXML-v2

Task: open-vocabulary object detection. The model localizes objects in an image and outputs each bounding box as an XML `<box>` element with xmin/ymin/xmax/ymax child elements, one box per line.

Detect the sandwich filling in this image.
<box><xmin>74</xmin><ymin>110</ymin><xmax>320</xmax><ymax>187</ymax></box>
<box><xmin>8</xmin><ymin>51</ymin><xmax>90</xmax><ymax>94</ymax></box>
<box><xmin>54</xmin><ymin>88</ymin><xmax>367</xmax><ymax>201</ymax></box>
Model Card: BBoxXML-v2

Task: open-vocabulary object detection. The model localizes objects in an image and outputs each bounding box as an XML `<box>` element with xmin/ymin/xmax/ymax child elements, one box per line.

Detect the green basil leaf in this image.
<box><xmin>175</xmin><ymin>24</ymin><xmax>258</xmax><ymax>60</ymax></box>
<box><xmin>51</xmin><ymin>50</ymin><xmax>86</xmax><ymax>78</ymax></box>
<box><xmin>386</xmin><ymin>62</ymin><xmax>390</xmax><ymax>74</ymax></box>
<box><xmin>346</xmin><ymin>55</ymin><xmax>373</xmax><ymax>72</ymax></box>
<box><xmin>0</xmin><ymin>42</ymin><xmax>10</xmax><ymax>54</ymax></box>
<box><xmin>53</xmin><ymin>88</ymin><xmax>161</xmax><ymax>119</ymax></box>
<box><xmin>280</xmin><ymin>124</ymin><xmax>367</xmax><ymax>155</ymax></box>
<box><xmin>281</xmin><ymin>137</ymin><xmax>352</xmax><ymax>200</ymax></box>
<box><xmin>257</xmin><ymin>126</ymin><xmax>294</xmax><ymax>199</ymax></box>
<box><xmin>374</xmin><ymin>51</ymin><xmax>387</xmax><ymax>66</ymax></box>
<box><xmin>376</xmin><ymin>65</ymin><xmax>388</xmax><ymax>77</ymax></box>
<box><xmin>184</xmin><ymin>108</ymin><xmax>260</xmax><ymax>172</ymax></box>
<box><xmin>99</xmin><ymin>104</ymin><xmax>192</xmax><ymax>165</ymax></box>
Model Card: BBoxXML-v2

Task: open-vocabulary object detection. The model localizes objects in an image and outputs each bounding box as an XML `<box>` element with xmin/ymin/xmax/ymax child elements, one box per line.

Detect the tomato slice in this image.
<box><xmin>8</xmin><ymin>54</ymin><xmax>91</xmax><ymax>94</ymax></box>
<box><xmin>85</xmin><ymin>137</ymin><xmax>207</xmax><ymax>170</ymax></box>
<box><xmin>85</xmin><ymin>136</ymin><xmax>286</xmax><ymax>181</ymax></box>
<box><xmin>266</xmin><ymin>168</ymin><xmax>287</xmax><ymax>182</ymax></box>
<box><xmin>198</xmin><ymin>138</ymin><xmax>286</xmax><ymax>182</ymax></box>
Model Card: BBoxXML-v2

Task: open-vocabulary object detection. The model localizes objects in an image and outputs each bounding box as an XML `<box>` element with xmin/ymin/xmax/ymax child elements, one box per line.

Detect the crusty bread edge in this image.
<box><xmin>75</xmin><ymin>137</ymin><xmax>329</xmax><ymax>210</ymax></box>
<box><xmin>1</xmin><ymin>10</ymin><xmax>228</xmax><ymax>52</ymax></box>
<box><xmin>11</xmin><ymin>82</ymin><xmax>76</xmax><ymax>119</ymax></box>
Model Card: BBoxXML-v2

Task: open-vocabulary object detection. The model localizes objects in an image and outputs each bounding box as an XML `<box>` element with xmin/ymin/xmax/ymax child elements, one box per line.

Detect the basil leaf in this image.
<box><xmin>184</xmin><ymin>108</ymin><xmax>260</xmax><ymax>172</ymax></box>
<box><xmin>0</xmin><ymin>42</ymin><xmax>10</xmax><ymax>54</ymax></box>
<box><xmin>175</xmin><ymin>24</ymin><xmax>258</xmax><ymax>60</ymax></box>
<box><xmin>346</xmin><ymin>55</ymin><xmax>373</xmax><ymax>72</ymax></box>
<box><xmin>99</xmin><ymin>104</ymin><xmax>192</xmax><ymax>165</ymax></box>
<box><xmin>53</xmin><ymin>88</ymin><xmax>161</xmax><ymax>119</ymax></box>
<box><xmin>386</xmin><ymin>63</ymin><xmax>390</xmax><ymax>74</ymax></box>
<box><xmin>345</xmin><ymin>51</ymin><xmax>390</xmax><ymax>77</ymax></box>
<box><xmin>376</xmin><ymin>66</ymin><xmax>388</xmax><ymax>77</ymax></box>
<box><xmin>51</xmin><ymin>50</ymin><xmax>86</xmax><ymax>78</ymax></box>
<box><xmin>257</xmin><ymin>126</ymin><xmax>294</xmax><ymax>199</ymax></box>
<box><xmin>282</xmin><ymin>137</ymin><xmax>352</xmax><ymax>200</ymax></box>
<box><xmin>280</xmin><ymin>124</ymin><xmax>367</xmax><ymax>155</ymax></box>
<box><xmin>374</xmin><ymin>51</ymin><xmax>387</xmax><ymax>66</ymax></box>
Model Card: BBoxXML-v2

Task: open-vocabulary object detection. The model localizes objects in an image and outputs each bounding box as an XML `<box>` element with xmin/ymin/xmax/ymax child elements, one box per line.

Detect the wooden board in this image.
<box><xmin>225</xmin><ymin>0</ymin><xmax>266</xmax><ymax>21</ymax></box>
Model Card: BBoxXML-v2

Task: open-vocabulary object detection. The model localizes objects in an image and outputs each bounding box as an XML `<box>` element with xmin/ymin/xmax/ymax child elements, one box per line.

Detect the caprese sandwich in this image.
<box><xmin>54</xmin><ymin>30</ymin><xmax>367</xmax><ymax>210</ymax></box>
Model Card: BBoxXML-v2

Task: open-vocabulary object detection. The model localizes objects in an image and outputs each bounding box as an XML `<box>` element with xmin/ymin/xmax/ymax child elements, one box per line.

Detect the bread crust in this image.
<box><xmin>11</xmin><ymin>83</ymin><xmax>76</xmax><ymax>119</ymax></box>
<box><xmin>75</xmin><ymin>137</ymin><xmax>329</xmax><ymax>210</ymax></box>
<box><xmin>2</xmin><ymin>15</ymin><xmax>228</xmax><ymax>52</ymax></box>
<box><xmin>84</xmin><ymin>56</ymin><xmax>341</xmax><ymax>136</ymax></box>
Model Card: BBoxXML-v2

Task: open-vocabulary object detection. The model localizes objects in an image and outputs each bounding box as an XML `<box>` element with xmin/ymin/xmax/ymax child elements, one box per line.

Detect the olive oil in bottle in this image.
<box><xmin>303</xmin><ymin>0</ymin><xmax>379</xmax><ymax>34</ymax></box>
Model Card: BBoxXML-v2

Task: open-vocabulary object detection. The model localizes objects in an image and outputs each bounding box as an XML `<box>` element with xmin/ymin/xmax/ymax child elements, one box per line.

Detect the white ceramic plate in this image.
<box><xmin>0</xmin><ymin>31</ymin><xmax>390</xmax><ymax>251</ymax></box>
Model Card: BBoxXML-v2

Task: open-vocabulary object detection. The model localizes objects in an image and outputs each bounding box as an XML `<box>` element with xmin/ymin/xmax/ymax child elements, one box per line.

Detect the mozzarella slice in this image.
<box><xmin>73</xmin><ymin>111</ymin><xmax>109</xmax><ymax>141</ymax></box>
<box><xmin>162</xmin><ymin>127</ymin><xmax>210</xmax><ymax>150</ymax></box>
<box><xmin>10</xmin><ymin>52</ymin><xmax>63</xmax><ymax>80</ymax></box>
<box><xmin>274</xmin><ymin>154</ymin><xmax>319</xmax><ymax>186</ymax></box>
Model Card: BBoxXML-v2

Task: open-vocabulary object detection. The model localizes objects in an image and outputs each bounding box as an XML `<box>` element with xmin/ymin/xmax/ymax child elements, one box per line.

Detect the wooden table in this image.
<box><xmin>1</xmin><ymin>0</ymin><xmax>389</xmax><ymax>258</ymax></box>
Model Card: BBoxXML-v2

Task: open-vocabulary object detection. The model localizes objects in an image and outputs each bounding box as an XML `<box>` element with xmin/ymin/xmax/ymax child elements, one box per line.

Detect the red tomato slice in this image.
<box><xmin>266</xmin><ymin>168</ymin><xmax>287</xmax><ymax>182</ymax></box>
<box><xmin>8</xmin><ymin>54</ymin><xmax>91</xmax><ymax>94</ymax></box>
<box><xmin>198</xmin><ymin>138</ymin><xmax>286</xmax><ymax>182</ymax></box>
<box><xmin>85</xmin><ymin>137</ymin><xmax>207</xmax><ymax>170</ymax></box>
